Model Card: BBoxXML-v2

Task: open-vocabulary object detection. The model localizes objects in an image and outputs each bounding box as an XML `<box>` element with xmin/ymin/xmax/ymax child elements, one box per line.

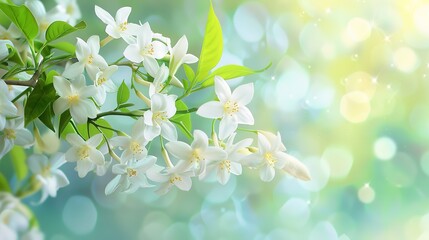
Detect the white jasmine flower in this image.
<box><xmin>204</xmin><ymin>133</ymin><xmax>252</xmax><ymax>184</ymax></box>
<box><xmin>143</xmin><ymin>93</ymin><xmax>178</xmax><ymax>142</ymax></box>
<box><xmin>0</xmin><ymin>24</ymin><xmax>21</xmax><ymax>41</ymax></box>
<box><xmin>28</xmin><ymin>153</ymin><xmax>69</xmax><ymax>203</ymax></box>
<box><xmin>54</xmin><ymin>0</ymin><xmax>81</xmax><ymax>25</ymax></box>
<box><xmin>110</xmin><ymin>117</ymin><xmax>148</xmax><ymax>162</ymax></box>
<box><xmin>0</xmin><ymin>118</ymin><xmax>33</xmax><ymax>159</ymax></box>
<box><xmin>245</xmin><ymin>132</ymin><xmax>310</xmax><ymax>182</ymax></box>
<box><xmin>0</xmin><ymin>80</ymin><xmax>18</xmax><ymax>130</ymax></box>
<box><xmin>89</xmin><ymin>65</ymin><xmax>118</xmax><ymax>105</ymax></box>
<box><xmin>21</xmin><ymin>228</ymin><xmax>44</xmax><ymax>240</ymax></box>
<box><xmin>197</xmin><ymin>76</ymin><xmax>254</xmax><ymax>140</ymax></box>
<box><xmin>53</xmin><ymin>75</ymin><xmax>97</xmax><ymax>124</ymax></box>
<box><xmin>62</xmin><ymin>35</ymin><xmax>108</xmax><ymax>78</ymax></box>
<box><xmin>147</xmin><ymin>164</ymin><xmax>193</xmax><ymax>195</ymax></box>
<box><xmin>34</xmin><ymin>129</ymin><xmax>61</xmax><ymax>155</ymax></box>
<box><xmin>94</xmin><ymin>5</ymin><xmax>139</xmax><ymax>43</ymax></box>
<box><xmin>166</xmin><ymin>130</ymin><xmax>226</xmax><ymax>176</ymax></box>
<box><xmin>123</xmin><ymin>23</ymin><xmax>168</xmax><ymax>63</ymax></box>
<box><xmin>65</xmin><ymin>133</ymin><xmax>105</xmax><ymax>178</ymax></box>
<box><xmin>144</xmin><ymin>57</ymin><xmax>182</xmax><ymax>95</ymax></box>
<box><xmin>105</xmin><ymin>155</ymin><xmax>156</xmax><ymax>195</ymax></box>
<box><xmin>169</xmin><ymin>36</ymin><xmax>198</xmax><ymax>84</ymax></box>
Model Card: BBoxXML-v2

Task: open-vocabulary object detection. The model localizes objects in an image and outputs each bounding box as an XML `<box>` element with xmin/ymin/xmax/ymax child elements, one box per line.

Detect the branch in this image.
<box><xmin>4</xmin><ymin>70</ymin><xmax>41</xmax><ymax>88</ymax></box>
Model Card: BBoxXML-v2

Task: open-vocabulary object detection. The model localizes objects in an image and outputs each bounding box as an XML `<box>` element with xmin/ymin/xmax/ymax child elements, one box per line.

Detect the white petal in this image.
<box><xmin>196</xmin><ymin>101</ymin><xmax>223</xmax><ymax>119</ymax></box>
<box><xmin>260</xmin><ymin>165</ymin><xmax>275</xmax><ymax>182</ymax></box>
<box><xmin>144</xmin><ymin>125</ymin><xmax>161</xmax><ymax>141</ymax></box>
<box><xmin>143</xmin><ymin>56</ymin><xmax>159</xmax><ymax>77</ymax></box>
<box><xmin>66</xmin><ymin>133</ymin><xmax>85</xmax><ymax>147</ymax></box>
<box><xmin>217</xmin><ymin>167</ymin><xmax>230</xmax><ymax>185</ymax></box>
<box><xmin>191</xmin><ymin>130</ymin><xmax>208</xmax><ymax>149</ymax></box>
<box><xmin>174</xmin><ymin>176</ymin><xmax>192</xmax><ymax>191</ymax></box>
<box><xmin>115</xmin><ymin>7</ymin><xmax>131</xmax><ymax>24</ymax></box>
<box><xmin>53</xmin><ymin>98</ymin><xmax>69</xmax><ymax>116</ymax></box>
<box><xmin>172</xmin><ymin>36</ymin><xmax>188</xmax><ymax>61</ymax></box>
<box><xmin>236</xmin><ymin>106</ymin><xmax>254</xmax><ymax>125</ymax></box>
<box><xmin>182</xmin><ymin>54</ymin><xmax>198</xmax><ymax>64</ymax></box>
<box><xmin>151</xmin><ymin>41</ymin><xmax>168</xmax><ymax>59</ymax></box>
<box><xmin>105</xmin><ymin>175</ymin><xmax>121</xmax><ymax>195</ymax></box>
<box><xmin>53</xmin><ymin>76</ymin><xmax>72</xmax><ymax>97</ymax></box>
<box><xmin>87</xmin><ymin>133</ymin><xmax>103</xmax><ymax>147</ymax></box>
<box><xmin>87</xmin><ymin>35</ymin><xmax>100</xmax><ymax>54</ymax></box>
<box><xmin>219</xmin><ymin>116</ymin><xmax>238</xmax><ymax>140</ymax></box>
<box><xmin>257</xmin><ymin>133</ymin><xmax>271</xmax><ymax>152</ymax></box>
<box><xmin>214</xmin><ymin>76</ymin><xmax>231</xmax><ymax>101</ymax></box>
<box><xmin>14</xmin><ymin>128</ymin><xmax>33</xmax><ymax>146</ymax></box>
<box><xmin>232</xmin><ymin>83</ymin><xmax>254</xmax><ymax>105</ymax></box>
<box><xmin>63</xmin><ymin>62</ymin><xmax>85</xmax><ymax>79</ymax></box>
<box><xmin>124</xmin><ymin>44</ymin><xmax>143</xmax><ymax>63</ymax></box>
<box><xmin>166</xmin><ymin>141</ymin><xmax>192</xmax><ymax>160</ymax></box>
<box><xmin>76</xmin><ymin>158</ymin><xmax>95</xmax><ymax>178</ymax></box>
<box><xmin>27</xmin><ymin>154</ymin><xmax>46</xmax><ymax>174</ymax></box>
<box><xmin>160</xmin><ymin>121</ymin><xmax>178</xmax><ymax>142</ymax></box>
<box><xmin>94</xmin><ymin>5</ymin><xmax>115</xmax><ymax>26</ymax></box>
<box><xmin>281</xmin><ymin>153</ymin><xmax>311</xmax><ymax>181</ymax></box>
<box><xmin>230</xmin><ymin>162</ymin><xmax>242</xmax><ymax>175</ymax></box>
<box><xmin>204</xmin><ymin>147</ymin><xmax>227</xmax><ymax>161</ymax></box>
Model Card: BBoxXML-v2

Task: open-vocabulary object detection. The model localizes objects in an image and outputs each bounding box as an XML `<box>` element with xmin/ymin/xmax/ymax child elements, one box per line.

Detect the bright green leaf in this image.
<box><xmin>77</xmin><ymin>119</ymin><xmax>114</xmax><ymax>142</ymax></box>
<box><xmin>45</xmin><ymin>21</ymin><xmax>86</xmax><ymax>43</ymax></box>
<box><xmin>0</xmin><ymin>172</ymin><xmax>11</xmax><ymax>192</ymax></box>
<box><xmin>24</xmin><ymin>81</ymin><xmax>57</xmax><ymax>126</ymax></box>
<box><xmin>171</xmin><ymin>100</ymin><xmax>192</xmax><ymax>138</ymax></box>
<box><xmin>117</xmin><ymin>81</ymin><xmax>130</xmax><ymax>106</ymax></box>
<box><xmin>0</xmin><ymin>3</ymin><xmax>38</xmax><ymax>41</ymax></box>
<box><xmin>5</xmin><ymin>44</ymin><xmax>24</xmax><ymax>65</ymax></box>
<box><xmin>200</xmin><ymin>63</ymin><xmax>272</xmax><ymax>88</ymax></box>
<box><xmin>45</xmin><ymin>70</ymin><xmax>58</xmax><ymax>85</ymax></box>
<box><xmin>9</xmin><ymin>146</ymin><xmax>27</xmax><ymax>180</ymax></box>
<box><xmin>48</xmin><ymin>41</ymin><xmax>76</xmax><ymax>54</ymax></box>
<box><xmin>195</xmin><ymin>1</ymin><xmax>223</xmax><ymax>83</ymax></box>
<box><xmin>183</xmin><ymin>64</ymin><xmax>195</xmax><ymax>82</ymax></box>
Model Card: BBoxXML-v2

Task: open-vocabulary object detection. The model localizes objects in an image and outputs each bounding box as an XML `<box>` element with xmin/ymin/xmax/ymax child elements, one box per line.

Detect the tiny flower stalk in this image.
<box><xmin>100</xmin><ymin>36</ymin><xmax>113</xmax><ymax>47</ymax></box>
<box><xmin>134</xmin><ymin>89</ymin><xmax>151</xmax><ymax>106</ymax></box>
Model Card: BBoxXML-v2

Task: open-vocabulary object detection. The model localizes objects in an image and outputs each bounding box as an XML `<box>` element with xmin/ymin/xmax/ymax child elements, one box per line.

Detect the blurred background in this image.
<box><xmin>3</xmin><ymin>0</ymin><xmax>429</xmax><ymax>239</ymax></box>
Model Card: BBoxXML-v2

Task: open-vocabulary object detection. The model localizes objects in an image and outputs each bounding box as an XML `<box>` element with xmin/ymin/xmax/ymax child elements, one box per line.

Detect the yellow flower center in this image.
<box><xmin>40</xmin><ymin>21</ymin><xmax>49</xmax><ymax>31</ymax></box>
<box><xmin>78</xmin><ymin>146</ymin><xmax>90</xmax><ymax>160</ymax></box>
<box><xmin>87</xmin><ymin>54</ymin><xmax>94</xmax><ymax>64</ymax></box>
<box><xmin>41</xmin><ymin>165</ymin><xmax>51</xmax><ymax>177</ymax></box>
<box><xmin>153</xmin><ymin>111</ymin><xmax>167</xmax><ymax>123</ymax></box>
<box><xmin>67</xmin><ymin>94</ymin><xmax>80</xmax><ymax>105</ymax></box>
<box><xmin>219</xmin><ymin>160</ymin><xmax>231</xmax><ymax>172</ymax></box>
<box><xmin>264</xmin><ymin>153</ymin><xmax>276</xmax><ymax>167</ymax></box>
<box><xmin>191</xmin><ymin>149</ymin><xmax>203</xmax><ymax>162</ymax></box>
<box><xmin>119</xmin><ymin>21</ymin><xmax>128</xmax><ymax>31</ymax></box>
<box><xmin>127</xmin><ymin>168</ymin><xmax>137</xmax><ymax>177</ymax></box>
<box><xmin>4</xmin><ymin>129</ymin><xmax>16</xmax><ymax>140</ymax></box>
<box><xmin>223</xmin><ymin>100</ymin><xmax>239</xmax><ymax>115</ymax></box>
<box><xmin>97</xmin><ymin>77</ymin><xmax>107</xmax><ymax>86</ymax></box>
<box><xmin>130</xmin><ymin>141</ymin><xmax>143</xmax><ymax>155</ymax></box>
<box><xmin>141</xmin><ymin>43</ymin><xmax>155</xmax><ymax>56</ymax></box>
<box><xmin>169</xmin><ymin>175</ymin><xmax>182</xmax><ymax>184</ymax></box>
<box><xmin>66</xmin><ymin>4</ymin><xmax>74</xmax><ymax>15</ymax></box>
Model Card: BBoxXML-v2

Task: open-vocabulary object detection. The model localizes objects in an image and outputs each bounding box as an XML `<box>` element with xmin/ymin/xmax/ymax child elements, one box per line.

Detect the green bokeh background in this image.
<box><xmin>3</xmin><ymin>0</ymin><xmax>429</xmax><ymax>239</ymax></box>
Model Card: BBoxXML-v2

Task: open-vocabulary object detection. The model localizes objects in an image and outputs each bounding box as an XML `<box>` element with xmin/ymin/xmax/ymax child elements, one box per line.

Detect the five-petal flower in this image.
<box><xmin>65</xmin><ymin>133</ymin><xmax>105</xmax><ymax>178</ymax></box>
<box><xmin>53</xmin><ymin>75</ymin><xmax>97</xmax><ymax>124</ymax></box>
<box><xmin>197</xmin><ymin>76</ymin><xmax>254</xmax><ymax>140</ymax></box>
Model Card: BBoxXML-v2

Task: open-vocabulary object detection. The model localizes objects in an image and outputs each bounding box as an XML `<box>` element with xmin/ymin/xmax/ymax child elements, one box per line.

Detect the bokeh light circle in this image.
<box><xmin>340</xmin><ymin>91</ymin><xmax>371</xmax><ymax>123</ymax></box>
<box><xmin>322</xmin><ymin>146</ymin><xmax>354</xmax><ymax>179</ymax></box>
<box><xmin>62</xmin><ymin>196</ymin><xmax>97</xmax><ymax>235</ymax></box>
<box><xmin>393</xmin><ymin>47</ymin><xmax>418</xmax><ymax>73</ymax></box>
<box><xmin>373</xmin><ymin>137</ymin><xmax>397</xmax><ymax>161</ymax></box>
<box><xmin>358</xmin><ymin>183</ymin><xmax>375</xmax><ymax>204</ymax></box>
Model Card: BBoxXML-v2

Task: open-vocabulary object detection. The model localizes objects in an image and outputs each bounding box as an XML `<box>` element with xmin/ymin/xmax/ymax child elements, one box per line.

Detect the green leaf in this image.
<box><xmin>117</xmin><ymin>81</ymin><xmax>130</xmax><ymax>106</ymax></box>
<box><xmin>183</xmin><ymin>64</ymin><xmax>195</xmax><ymax>82</ymax></box>
<box><xmin>0</xmin><ymin>3</ymin><xmax>38</xmax><ymax>41</ymax></box>
<box><xmin>9</xmin><ymin>146</ymin><xmax>27</xmax><ymax>180</ymax></box>
<box><xmin>0</xmin><ymin>172</ymin><xmax>11</xmax><ymax>192</ymax></box>
<box><xmin>5</xmin><ymin>44</ymin><xmax>24</xmax><ymax>65</ymax></box>
<box><xmin>24</xmin><ymin>81</ymin><xmax>57</xmax><ymax>126</ymax></box>
<box><xmin>45</xmin><ymin>70</ymin><xmax>58</xmax><ymax>85</ymax></box>
<box><xmin>45</xmin><ymin>21</ymin><xmax>86</xmax><ymax>43</ymax></box>
<box><xmin>195</xmin><ymin>1</ymin><xmax>223</xmax><ymax>83</ymax></box>
<box><xmin>200</xmin><ymin>63</ymin><xmax>272</xmax><ymax>88</ymax></box>
<box><xmin>78</xmin><ymin>119</ymin><xmax>114</xmax><ymax>141</ymax></box>
<box><xmin>171</xmin><ymin>100</ymin><xmax>192</xmax><ymax>138</ymax></box>
<box><xmin>117</xmin><ymin>103</ymin><xmax>134</xmax><ymax>109</ymax></box>
<box><xmin>58</xmin><ymin>110</ymin><xmax>72</xmax><ymax>138</ymax></box>
<box><xmin>38</xmin><ymin>104</ymin><xmax>55</xmax><ymax>131</ymax></box>
<box><xmin>48</xmin><ymin>41</ymin><xmax>76</xmax><ymax>54</ymax></box>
